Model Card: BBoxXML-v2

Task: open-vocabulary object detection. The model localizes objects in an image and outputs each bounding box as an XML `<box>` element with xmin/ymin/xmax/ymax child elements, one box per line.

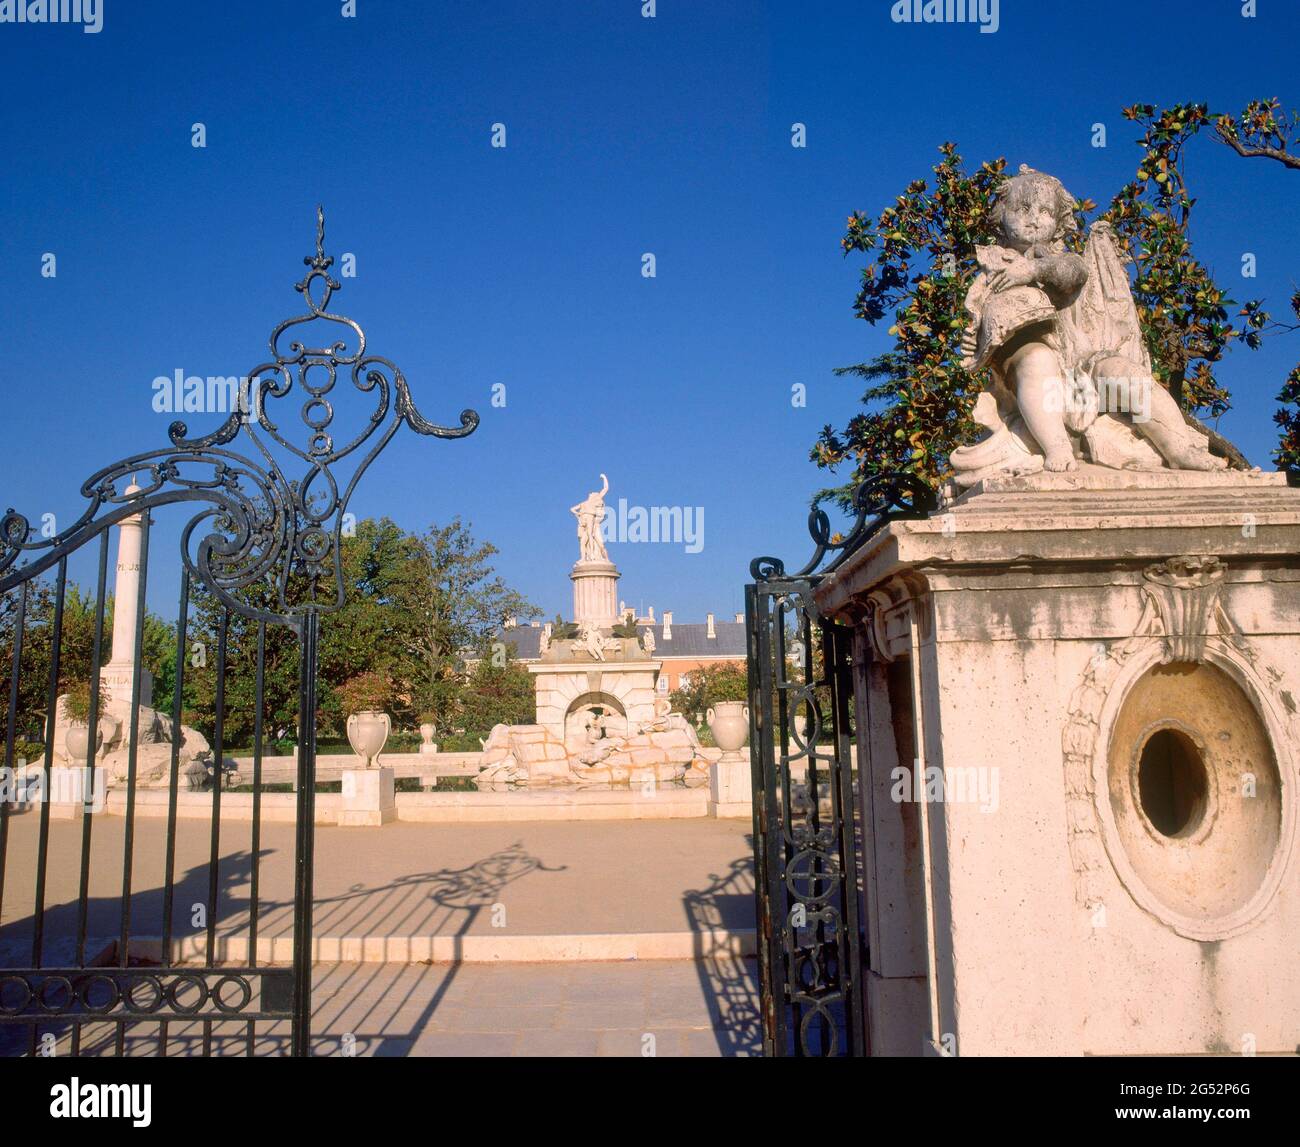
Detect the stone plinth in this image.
<box><xmin>816</xmin><ymin>469</ymin><xmax>1300</xmax><ymax>1057</ymax></box>
<box><xmin>99</xmin><ymin>662</ymin><xmax>153</xmax><ymax>710</ymax></box>
<box><xmin>339</xmin><ymin>767</ymin><xmax>395</xmax><ymax>827</ymax></box>
<box><xmin>571</xmin><ymin>559</ymin><xmax>620</xmax><ymax>627</ymax></box>
<box><xmin>708</xmin><ymin>753</ymin><xmax>753</xmax><ymax>818</ymax></box>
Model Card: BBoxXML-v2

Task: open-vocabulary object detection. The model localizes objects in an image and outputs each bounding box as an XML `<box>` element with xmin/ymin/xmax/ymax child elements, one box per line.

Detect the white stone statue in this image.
<box><xmin>642</xmin><ymin>627</ymin><xmax>656</xmax><ymax>655</ymax></box>
<box><xmin>951</xmin><ymin>165</ymin><xmax>1229</xmax><ymax>487</ymax></box>
<box><xmin>570</xmin><ymin>473</ymin><xmax>610</xmax><ymax>562</ymax></box>
<box><xmin>580</xmin><ymin>622</ymin><xmax>607</xmax><ymax>662</ymax></box>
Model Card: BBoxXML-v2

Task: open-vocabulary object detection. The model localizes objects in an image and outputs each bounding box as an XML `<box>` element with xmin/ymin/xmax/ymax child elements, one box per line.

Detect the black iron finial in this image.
<box><xmin>304</xmin><ymin>204</ymin><xmax>332</xmax><ymax>271</ymax></box>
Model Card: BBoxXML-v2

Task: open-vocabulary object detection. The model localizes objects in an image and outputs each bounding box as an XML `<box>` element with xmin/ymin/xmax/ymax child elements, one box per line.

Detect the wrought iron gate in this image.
<box><xmin>745</xmin><ymin>473</ymin><xmax>934</xmax><ymax>1056</ymax></box>
<box><xmin>0</xmin><ymin>211</ymin><xmax>476</xmax><ymax>1056</ymax></box>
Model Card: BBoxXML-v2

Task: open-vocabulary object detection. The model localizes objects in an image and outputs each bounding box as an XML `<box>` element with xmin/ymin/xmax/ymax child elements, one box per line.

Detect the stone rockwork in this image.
<box><xmin>475</xmin><ymin>708</ymin><xmax>710</xmax><ymax>789</ymax></box>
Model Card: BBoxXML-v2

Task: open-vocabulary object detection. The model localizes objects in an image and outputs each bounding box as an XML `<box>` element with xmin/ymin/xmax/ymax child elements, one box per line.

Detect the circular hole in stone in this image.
<box><xmin>1136</xmin><ymin>727</ymin><xmax>1208</xmax><ymax>838</ymax></box>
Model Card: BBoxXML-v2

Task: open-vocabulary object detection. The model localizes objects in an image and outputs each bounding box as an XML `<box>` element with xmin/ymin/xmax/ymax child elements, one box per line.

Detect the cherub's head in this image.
<box><xmin>990</xmin><ymin>165</ymin><xmax>1077</xmax><ymax>252</ymax></box>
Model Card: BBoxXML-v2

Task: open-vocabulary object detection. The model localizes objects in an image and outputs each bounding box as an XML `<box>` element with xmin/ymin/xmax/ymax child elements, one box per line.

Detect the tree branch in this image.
<box><xmin>1215</xmin><ymin>123</ymin><xmax>1300</xmax><ymax>169</ymax></box>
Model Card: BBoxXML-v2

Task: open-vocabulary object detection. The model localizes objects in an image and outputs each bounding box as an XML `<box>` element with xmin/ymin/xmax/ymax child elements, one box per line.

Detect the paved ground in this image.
<box><xmin>1</xmin><ymin>814</ymin><xmax>754</xmax><ymax>963</ymax></box>
<box><xmin>18</xmin><ymin>958</ymin><xmax>762</xmax><ymax>1057</ymax></box>
<box><xmin>1</xmin><ymin>813</ymin><xmax>757</xmax><ymax>1057</ymax></box>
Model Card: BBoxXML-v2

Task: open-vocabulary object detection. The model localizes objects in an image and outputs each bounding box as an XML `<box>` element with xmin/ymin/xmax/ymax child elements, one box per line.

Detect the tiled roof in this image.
<box><xmin>644</xmin><ymin>621</ymin><xmax>746</xmax><ymax>658</ymax></box>
<box><xmin>498</xmin><ymin>626</ymin><xmax>544</xmax><ymax>660</ymax></box>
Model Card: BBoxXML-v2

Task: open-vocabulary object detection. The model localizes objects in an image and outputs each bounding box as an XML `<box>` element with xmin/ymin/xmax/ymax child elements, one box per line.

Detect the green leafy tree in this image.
<box><xmin>1216</xmin><ymin>97</ymin><xmax>1300</xmax><ymax>170</ymax></box>
<box><xmin>455</xmin><ymin>654</ymin><xmax>535</xmax><ymax>740</ymax></box>
<box><xmin>816</xmin><ymin>106</ymin><xmax>1276</xmax><ymax>503</ymax></box>
<box><xmin>1</xmin><ymin>581</ymin><xmax>173</xmax><ymax>752</ymax></box>
<box><xmin>1105</xmin><ymin>103</ymin><xmax>1266</xmax><ymax>430</ymax></box>
<box><xmin>1271</xmin><ymin>291</ymin><xmax>1300</xmax><ymax>472</ymax></box>
<box><xmin>185</xmin><ymin>516</ymin><xmax>538</xmax><ymax>745</ymax></box>
<box><xmin>671</xmin><ymin>662</ymin><xmax>749</xmax><ymax>720</ymax></box>
<box><xmin>391</xmin><ymin>518</ymin><xmax>540</xmax><ymax>732</ymax></box>
<box><xmin>1215</xmin><ymin>98</ymin><xmax>1300</xmax><ymax>470</ymax></box>
<box><xmin>815</xmin><ymin>143</ymin><xmax>1009</xmax><ymax>501</ymax></box>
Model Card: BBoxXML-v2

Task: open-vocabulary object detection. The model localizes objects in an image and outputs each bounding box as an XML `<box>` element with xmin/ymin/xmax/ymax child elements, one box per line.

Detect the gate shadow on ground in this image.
<box><xmin>683</xmin><ymin>837</ymin><xmax>761</xmax><ymax>1056</ymax></box>
<box><xmin>304</xmin><ymin>842</ymin><xmax>564</xmax><ymax>1057</ymax></box>
<box><xmin>0</xmin><ymin>847</ymin><xmax>267</xmax><ymax>971</ymax></box>
<box><xmin>0</xmin><ymin>844</ymin><xmax>560</xmax><ymax>1057</ymax></box>
<box><xmin>0</xmin><ymin>847</ymin><xmax>266</xmax><ymax>1057</ymax></box>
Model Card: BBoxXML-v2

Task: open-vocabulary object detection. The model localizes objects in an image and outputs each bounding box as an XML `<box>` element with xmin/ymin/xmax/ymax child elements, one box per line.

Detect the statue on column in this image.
<box><xmin>570</xmin><ymin>473</ymin><xmax>610</xmax><ymax>563</ymax></box>
<box><xmin>950</xmin><ymin>165</ymin><xmax>1240</xmax><ymax>486</ymax></box>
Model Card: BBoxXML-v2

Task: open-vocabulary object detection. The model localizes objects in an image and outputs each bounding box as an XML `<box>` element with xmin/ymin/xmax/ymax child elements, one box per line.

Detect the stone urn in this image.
<box><xmin>346</xmin><ymin>710</ymin><xmax>390</xmax><ymax>768</ymax></box>
<box><xmin>418</xmin><ymin>722</ymin><xmax>438</xmax><ymax>756</ymax></box>
<box><xmin>707</xmin><ymin>701</ymin><xmax>749</xmax><ymax>755</ymax></box>
<box><xmin>64</xmin><ymin>722</ymin><xmax>103</xmax><ymax>766</ymax></box>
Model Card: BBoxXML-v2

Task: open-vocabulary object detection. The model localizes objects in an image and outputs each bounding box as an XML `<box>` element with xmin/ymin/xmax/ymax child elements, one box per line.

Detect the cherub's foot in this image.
<box><xmin>1159</xmin><ymin>442</ymin><xmax>1229</xmax><ymax>471</ymax></box>
<box><xmin>1044</xmin><ymin>447</ymin><xmax>1078</xmax><ymax>472</ymax></box>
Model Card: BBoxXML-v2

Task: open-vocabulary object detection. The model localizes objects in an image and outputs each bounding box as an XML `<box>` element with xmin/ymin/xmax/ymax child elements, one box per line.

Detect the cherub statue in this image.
<box><xmin>952</xmin><ymin>165</ymin><xmax>1228</xmax><ymax>485</ymax></box>
<box><xmin>580</xmin><ymin>621</ymin><xmax>607</xmax><ymax>661</ymax></box>
<box><xmin>570</xmin><ymin>474</ymin><xmax>610</xmax><ymax>562</ymax></box>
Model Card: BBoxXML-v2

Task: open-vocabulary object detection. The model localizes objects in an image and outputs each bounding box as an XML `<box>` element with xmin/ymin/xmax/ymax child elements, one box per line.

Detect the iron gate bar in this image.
<box><xmin>745</xmin><ymin>472</ymin><xmax>936</xmax><ymax>1056</ymax></box>
<box><xmin>74</xmin><ymin>531</ymin><xmax>111</xmax><ymax>971</ymax></box>
<box><xmin>158</xmin><ymin>568</ymin><xmax>190</xmax><ymax>1057</ymax></box>
<box><xmin>0</xmin><ymin>580</ymin><xmax>26</xmax><ymax>933</ymax></box>
<box><xmin>68</xmin><ymin>531</ymin><xmax>111</xmax><ymax>1058</ymax></box>
<box><xmin>0</xmin><ymin>208</ymin><xmax>478</xmax><ymax>1056</ymax></box>
<box><xmin>247</xmin><ymin>618</ymin><xmax>266</xmax><ymax>1057</ymax></box>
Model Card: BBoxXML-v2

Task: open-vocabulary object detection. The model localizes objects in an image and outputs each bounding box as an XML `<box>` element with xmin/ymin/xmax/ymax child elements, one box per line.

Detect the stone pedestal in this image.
<box><xmin>708</xmin><ymin>752</ymin><xmax>753</xmax><ymax>818</ymax></box>
<box><xmin>571</xmin><ymin>559</ymin><xmax>620</xmax><ymax>627</ymax></box>
<box><xmin>99</xmin><ymin>662</ymin><xmax>153</xmax><ymax>711</ymax></box>
<box><xmin>817</xmin><ymin>470</ymin><xmax>1300</xmax><ymax>1057</ymax></box>
<box><xmin>339</xmin><ymin>767</ymin><xmax>395</xmax><ymax>827</ymax></box>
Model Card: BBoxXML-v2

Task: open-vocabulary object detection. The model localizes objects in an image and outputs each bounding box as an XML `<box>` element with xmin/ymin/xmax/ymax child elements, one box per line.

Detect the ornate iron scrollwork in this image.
<box><xmin>0</xmin><ymin>207</ymin><xmax>478</xmax><ymax>627</ymax></box>
<box><xmin>0</xmin><ymin>211</ymin><xmax>478</xmax><ymax>1059</ymax></box>
<box><xmin>749</xmin><ymin>471</ymin><xmax>936</xmax><ymax>581</ymax></box>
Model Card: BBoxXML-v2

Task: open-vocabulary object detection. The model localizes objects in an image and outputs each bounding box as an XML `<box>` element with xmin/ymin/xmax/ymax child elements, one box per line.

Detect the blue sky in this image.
<box><xmin>1</xmin><ymin>1</ymin><xmax>1297</xmax><ymax>624</ymax></box>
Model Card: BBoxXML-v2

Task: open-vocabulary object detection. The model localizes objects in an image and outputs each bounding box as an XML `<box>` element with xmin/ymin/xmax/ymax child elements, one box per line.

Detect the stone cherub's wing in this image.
<box><xmin>1057</xmin><ymin>220</ymin><xmax>1151</xmax><ymax>375</ymax></box>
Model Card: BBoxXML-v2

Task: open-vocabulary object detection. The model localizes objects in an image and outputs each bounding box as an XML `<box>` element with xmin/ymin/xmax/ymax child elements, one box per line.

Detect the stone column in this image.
<box><xmin>571</xmin><ymin>558</ymin><xmax>620</xmax><ymax>628</ymax></box>
<box><xmin>100</xmin><ymin>481</ymin><xmax>153</xmax><ymax>708</ymax></box>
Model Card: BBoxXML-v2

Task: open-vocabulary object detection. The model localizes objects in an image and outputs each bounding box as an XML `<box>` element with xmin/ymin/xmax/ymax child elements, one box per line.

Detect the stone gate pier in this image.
<box><xmin>815</xmin><ymin>469</ymin><xmax>1300</xmax><ymax>1057</ymax></box>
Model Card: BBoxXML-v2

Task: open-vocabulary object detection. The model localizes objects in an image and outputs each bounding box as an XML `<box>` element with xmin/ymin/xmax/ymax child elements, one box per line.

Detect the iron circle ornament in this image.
<box><xmin>37</xmin><ymin>975</ymin><xmax>75</xmax><ymax>1012</ymax></box>
<box><xmin>165</xmin><ymin>973</ymin><xmax>210</xmax><ymax>1016</ymax></box>
<box><xmin>79</xmin><ymin>973</ymin><xmax>124</xmax><ymax>1015</ymax></box>
<box><xmin>212</xmin><ymin>975</ymin><xmax>253</xmax><ymax>1015</ymax></box>
<box><xmin>0</xmin><ymin>976</ymin><xmax>33</xmax><ymax>1015</ymax></box>
<box><xmin>123</xmin><ymin>975</ymin><xmax>165</xmax><ymax>1015</ymax></box>
<box><xmin>784</xmin><ymin>847</ymin><xmax>840</xmax><ymax>906</ymax></box>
